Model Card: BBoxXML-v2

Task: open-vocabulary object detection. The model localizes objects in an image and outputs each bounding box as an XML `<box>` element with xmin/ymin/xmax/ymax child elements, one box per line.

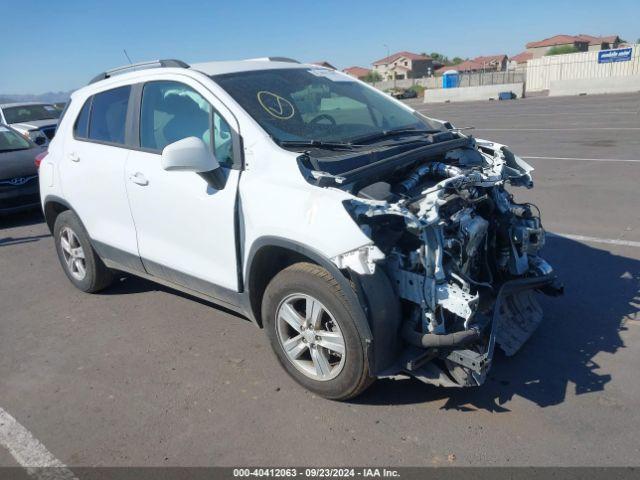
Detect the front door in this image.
<box><xmin>124</xmin><ymin>79</ymin><xmax>241</xmax><ymax>298</ymax></box>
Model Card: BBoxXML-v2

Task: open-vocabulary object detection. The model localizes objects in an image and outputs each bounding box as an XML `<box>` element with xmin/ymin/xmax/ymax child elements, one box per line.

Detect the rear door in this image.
<box><xmin>61</xmin><ymin>86</ymin><xmax>142</xmax><ymax>270</ymax></box>
<box><xmin>124</xmin><ymin>78</ymin><xmax>242</xmax><ymax>297</ymax></box>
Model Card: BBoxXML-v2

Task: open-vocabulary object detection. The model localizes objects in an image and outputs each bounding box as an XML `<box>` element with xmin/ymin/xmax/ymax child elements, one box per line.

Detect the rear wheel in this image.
<box><xmin>262</xmin><ymin>262</ymin><xmax>373</xmax><ymax>400</ymax></box>
<box><xmin>53</xmin><ymin>210</ymin><xmax>114</xmax><ymax>293</ymax></box>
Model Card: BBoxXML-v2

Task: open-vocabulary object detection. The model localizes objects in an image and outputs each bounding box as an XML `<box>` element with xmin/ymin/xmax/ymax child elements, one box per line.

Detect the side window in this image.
<box><xmin>74</xmin><ymin>98</ymin><xmax>91</xmax><ymax>139</ymax></box>
<box><xmin>140</xmin><ymin>81</ymin><xmax>234</xmax><ymax>167</ymax></box>
<box><xmin>140</xmin><ymin>81</ymin><xmax>210</xmax><ymax>151</ymax></box>
<box><xmin>88</xmin><ymin>86</ymin><xmax>131</xmax><ymax>145</ymax></box>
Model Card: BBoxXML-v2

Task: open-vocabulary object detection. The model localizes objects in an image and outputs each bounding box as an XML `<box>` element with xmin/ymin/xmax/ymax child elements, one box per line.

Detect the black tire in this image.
<box><xmin>262</xmin><ymin>262</ymin><xmax>373</xmax><ymax>400</ymax></box>
<box><xmin>53</xmin><ymin>210</ymin><xmax>114</xmax><ymax>293</ymax></box>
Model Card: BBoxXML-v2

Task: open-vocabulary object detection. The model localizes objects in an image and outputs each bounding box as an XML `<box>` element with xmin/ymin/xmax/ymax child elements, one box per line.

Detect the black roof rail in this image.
<box><xmin>88</xmin><ymin>59</ymin><xmax>190</xmax><ymax>85</ymax></box>
<box><xmin>245</xmin><ymin>56</ymin><xmax>300</xmax><ymax>64</ymax></box>
<box><xmin>265</xmin><ymin>57</ymin><xmax>300</xmax><ymax>63</ymax></box>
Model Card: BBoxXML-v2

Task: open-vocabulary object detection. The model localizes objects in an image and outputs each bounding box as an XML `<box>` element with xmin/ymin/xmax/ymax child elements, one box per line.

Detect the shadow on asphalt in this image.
<box><xmin>104</xmin><ymin>274</ymin><xmax>251</xmax><ymax>322</ymax></box>
<box><xmin>0</xmin><ymin>210</ymin><xmax>49</xmax><ymax>246</ymax></box>
<box><xmin>0</xmin><ymin>209</ymin><xmax>45</xmax><ymax>229</ymax></box>
<box><xmin>354</xmin><ymin>235</ymin><xmax>638</xmax><ymax>411</ymax></box>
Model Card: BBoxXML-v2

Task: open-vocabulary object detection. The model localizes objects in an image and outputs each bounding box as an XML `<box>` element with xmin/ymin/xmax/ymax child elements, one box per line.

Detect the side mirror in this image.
<box><xmin>161</xmin><ymin>136</ymin><xmax>226</xmax><ymax>190</ymax></box>
<box><xmin>161</xmin><ymin>136</ymin><xmax>219</xmax><ymax>173</ymax></box>
<box><xmin>34</xmin><ymin>136</ymin><xmax>47</xmax><ymax>146</ymax></box>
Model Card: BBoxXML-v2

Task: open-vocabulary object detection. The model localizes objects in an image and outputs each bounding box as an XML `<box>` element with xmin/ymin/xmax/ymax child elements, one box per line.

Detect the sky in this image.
<box><xmin>1</xmin><ymin>0</ymin><xmax>639</xmax><ymax>94</ymax></box>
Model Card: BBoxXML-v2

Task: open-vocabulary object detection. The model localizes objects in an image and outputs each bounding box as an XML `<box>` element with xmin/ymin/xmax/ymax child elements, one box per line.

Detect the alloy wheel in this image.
<box><xmin>60</xmin><ymin>227</ymin><xmax>86</xmax><ymax>281</ymax></box>
<box><xmin>275</xmin><ymin>293</ymin><xmax>346</xmax><ymax>381</ymax></box>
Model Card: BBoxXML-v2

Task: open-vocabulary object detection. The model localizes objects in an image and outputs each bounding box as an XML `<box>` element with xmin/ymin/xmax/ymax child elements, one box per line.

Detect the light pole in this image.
<box><xmin>383</xmin><ymin>43</ymin><xmax>394</xmax><ymax>87</ymax></box>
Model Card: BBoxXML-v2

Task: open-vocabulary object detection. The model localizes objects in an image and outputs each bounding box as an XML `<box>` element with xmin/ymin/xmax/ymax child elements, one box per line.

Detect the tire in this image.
<box><xmin>53</xmin><ymin>210</ymin><xmax>114</xmax><ymax>293</ymax></box>
<box><xmin>262</xmin><ymin>262</ymin><xmax>373</xmax><ymax>400</ymax></box>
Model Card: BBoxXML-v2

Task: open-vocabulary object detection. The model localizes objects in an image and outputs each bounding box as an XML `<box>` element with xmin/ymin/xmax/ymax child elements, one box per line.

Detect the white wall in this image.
<box><xmin>526</xmin><ymin>45</ymin><xmax>640</xmax><ymax>92</ymax></box>
<box><xmin>423</xmin><ymin>83</ymin><xmax>524</xmax><ymax>104</ymax></box>
<box><xmin>371</xmin><ymin>77</ymin><xmax>438</xmax><ymax>91</ymax></box>
<box><xmin>549</xmin><ymin>75</ymin><xmax>640</xmax><ymax>96</ymax></box>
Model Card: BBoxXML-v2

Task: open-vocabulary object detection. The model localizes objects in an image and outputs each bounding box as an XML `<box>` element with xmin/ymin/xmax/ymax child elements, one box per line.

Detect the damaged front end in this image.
<box><xmin>327</xmin><ymin>136</ymin><xmax>563</xmax><ymax>388</ymax></box>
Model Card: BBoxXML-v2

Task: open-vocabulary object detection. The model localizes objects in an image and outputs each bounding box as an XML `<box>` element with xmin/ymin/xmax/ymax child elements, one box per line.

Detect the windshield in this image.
<box><xmin>3</xmin><ymin>104</ymin><xmax>61</xmax><ymax>124</ymax></box>
<box><xmin>0</xmin><ymin>126</ymin><xmax>32</xmax><ymax>152</ymax></box>
<box><xmin>212</xmin><ymin>68</ymin><xmax>442</xmax><ymax>145</ymax></box>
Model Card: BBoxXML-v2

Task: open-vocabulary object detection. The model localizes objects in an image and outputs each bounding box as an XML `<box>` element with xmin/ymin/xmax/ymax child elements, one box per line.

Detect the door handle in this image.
<box><xmin>68</xmin><ymin>152</ymin><xmax>80</xmax><ymax>162</ymax></box>
<box><xmin>129</xmin><ymin>172</ymin><xmax>149</xmax><ymax>186</ymax></box>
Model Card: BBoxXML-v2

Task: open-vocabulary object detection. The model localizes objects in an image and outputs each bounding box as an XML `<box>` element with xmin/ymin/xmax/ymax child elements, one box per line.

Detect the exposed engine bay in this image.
<box><xmin>320</xmin><ymin>135</ymin><xmax>564</xmax><ymax>387</ymax></box>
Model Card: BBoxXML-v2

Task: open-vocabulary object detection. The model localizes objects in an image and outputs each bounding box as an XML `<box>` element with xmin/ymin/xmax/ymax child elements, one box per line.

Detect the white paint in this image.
<box><xmin>522</xmin><ymin>156</ymin><xmax>640</xmax><ymax>163</ymax></box>
<box><xmin>0</xmin><ymin>406</ymin><xmax>77</xmax><ymax>480</ymax></box>
<box><xmin>548</xmin><ymin>232</ymin><xmax>640</xmax><ymax>248</ymax></box>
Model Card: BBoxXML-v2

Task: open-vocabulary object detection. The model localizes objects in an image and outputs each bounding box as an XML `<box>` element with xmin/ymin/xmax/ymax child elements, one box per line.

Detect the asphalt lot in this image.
<box><xmin>1</xmin><ymin>92</ymin><xmax>639</xmax><ymax>468</ymax></box>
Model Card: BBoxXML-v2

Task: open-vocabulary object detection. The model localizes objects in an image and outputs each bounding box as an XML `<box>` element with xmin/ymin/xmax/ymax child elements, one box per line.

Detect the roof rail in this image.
<box><xmin>88</xmin><ymin>59</ymin><xmax>190</xmax><ymax>85</ymax></box>
<box><xmin>244</xmin><ymin>56</ymin><xmax>300</xmax><ymax>64</ymax></box>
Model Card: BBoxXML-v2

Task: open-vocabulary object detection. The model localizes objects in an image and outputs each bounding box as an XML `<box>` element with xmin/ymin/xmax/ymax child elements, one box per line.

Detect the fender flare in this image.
<box><xmin>244</xmin><ymin>236</ymin><xmax>375</xmax><ymax>367</ymax></box>
<box><xmin>42</xmin><ymin>195</ymin><xmax>83</xmax><ymax>233</ymax></box>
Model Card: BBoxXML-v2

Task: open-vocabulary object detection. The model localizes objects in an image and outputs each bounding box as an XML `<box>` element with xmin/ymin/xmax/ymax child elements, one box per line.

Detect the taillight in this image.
<box><xmin>35</xmin><ymin>151</ymin><xmax>48</xmax><ymax>169</ymax></box>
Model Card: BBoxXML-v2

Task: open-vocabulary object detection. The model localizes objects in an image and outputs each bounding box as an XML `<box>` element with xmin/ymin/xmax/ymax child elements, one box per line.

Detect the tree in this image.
<box><xmin>430</xmin><ymin>52</ymin><xmax>450</xmax><ymax>64</ymax></box>
<box><xmin>362</xmin><ymin>71</ymin><xmax>383</xmax><ymax>83</ymax></box>
<box><xmin>451</xmin><ymin>57</ymin><xmax>464</xmax><ymax>65</ymax></box>
<box><xmin>546</xmin><ymin>45</ymin><xmax>579</xmax><ymax>56</ymax></box>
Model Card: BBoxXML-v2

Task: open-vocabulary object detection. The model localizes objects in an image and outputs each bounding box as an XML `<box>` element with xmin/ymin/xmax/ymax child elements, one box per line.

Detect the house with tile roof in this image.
<box><xmin>526</xmin><ymin>34</ymin><xmax>622</xmax><ymax>58</ymax></box>
<box><xmin>343</xmin><ymin>66</ymin><xmax>372</xmax><ymax>80</ymax></box>
<box><xmin>508</xmin><ymin>51</ymin><xmax>534</xmax><ymax>71</ymax></box>
<box><xmin>371</xmin><ymin>51</ymin><xmax>440</xmax><ymax>80</ymax></box>
<box><xmin>434</xmin><ymin>54</ymin><xmax>508</xmax><ymax>75</ymax></box>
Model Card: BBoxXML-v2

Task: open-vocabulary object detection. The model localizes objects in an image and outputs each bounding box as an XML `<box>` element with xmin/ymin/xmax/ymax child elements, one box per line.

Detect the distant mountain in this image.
<box><xmin>0</xmin><ymin>90</ymin><xmax>75</xmax><ymax>104</ymax></box>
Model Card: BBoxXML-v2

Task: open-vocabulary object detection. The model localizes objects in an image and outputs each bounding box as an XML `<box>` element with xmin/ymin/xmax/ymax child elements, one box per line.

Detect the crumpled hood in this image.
<box><xmin>9</xmin><ymin>119</ymin><xmax>58</xmax><ymax>132</ymax></box>
<box><xmin>0</xmin><ymin>146</ymin><xmax>42</xmax><ymax>180</ymax></box>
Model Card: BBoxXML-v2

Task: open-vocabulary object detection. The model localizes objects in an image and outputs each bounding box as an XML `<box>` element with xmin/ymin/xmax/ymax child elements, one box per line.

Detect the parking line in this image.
<box><xmin>0</xmin><ymin>406</ymin><xmax>77</xmax><ymax>480</ymax></box>
<box><xmin>548</xmin><ymin>232</ymin><xmax>640</xmax><ymax>248</ymax></box>
<box><xmin>522</xmin><ymin>156</ymin><xmax>640</xmax><ymax>163</ymax></box>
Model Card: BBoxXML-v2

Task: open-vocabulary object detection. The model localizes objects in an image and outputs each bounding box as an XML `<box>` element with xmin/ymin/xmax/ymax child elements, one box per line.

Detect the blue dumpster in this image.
<box><xmin>442</xmin><ymin>70</ymin><xmax>459</xmax><ymax>89</ymax></box>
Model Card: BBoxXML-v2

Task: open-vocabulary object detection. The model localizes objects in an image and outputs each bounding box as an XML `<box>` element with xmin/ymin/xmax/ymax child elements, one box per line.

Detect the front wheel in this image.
<box><xmin>262</xmin><ymin>262</ymin><xmax>373</xmax><ymax>400</ymax></box>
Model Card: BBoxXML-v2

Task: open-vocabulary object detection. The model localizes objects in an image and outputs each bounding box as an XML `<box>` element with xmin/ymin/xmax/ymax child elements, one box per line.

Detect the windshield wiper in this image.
<box><xmin>278</xmin><ymin>140</ymin><xmax>357</xmax><ymax>150</ymax></box>
<box><xmin>350</xmin><ymin>128</ymin><xmax>441</xmax><ymax>145</ymax></box>
<box><xmin>0</xmin><ymin>147</ymin><xmax>30</xmax><ymax>153</ymax></box>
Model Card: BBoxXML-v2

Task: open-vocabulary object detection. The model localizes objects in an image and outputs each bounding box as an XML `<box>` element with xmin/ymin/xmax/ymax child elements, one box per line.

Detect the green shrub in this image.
<box><xmin>546</xmin><ymin>45</ymin><xmax>579</xmax><ymax>56</ymax></box>
<box><xmin>407</xmin><ymin>84</ymin><xmax>425</xmax><ymax>96</ymax></box>
<box><xmin>362</xmin><ymin>71</ymin><xmax>382</xmax><ymax>83</ymax></box>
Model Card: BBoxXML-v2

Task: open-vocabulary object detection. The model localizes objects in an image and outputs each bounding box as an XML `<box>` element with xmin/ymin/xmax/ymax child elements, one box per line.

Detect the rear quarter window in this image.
<box><xmin>74</xmin><ymin>98</ymin><xmax>91</xmax><ymax>139</ymax></box>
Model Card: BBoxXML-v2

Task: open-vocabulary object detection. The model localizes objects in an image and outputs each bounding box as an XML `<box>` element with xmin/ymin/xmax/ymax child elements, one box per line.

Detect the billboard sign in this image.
<box><xmin>598</xmin><ymin>47</ymin><xmax>633</xmax><ymax>63</ymax></box>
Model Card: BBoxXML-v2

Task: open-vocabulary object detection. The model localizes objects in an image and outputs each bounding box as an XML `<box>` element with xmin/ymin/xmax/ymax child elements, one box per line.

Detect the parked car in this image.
<box><xmin>40</xmin><ymin>58</ymin><xmax>561</xmax><ymax>399</ymax></box>
<box><xmin>391</xmin><ymin>88</ymin><xmax>418</xmax><ymax>99</ymax></box>
<box><xmin>0</xmin><ymin>124</ymin><xmax>44</xmax><ymax>215</ymax></box>
<box><xmin>53</xmin><ymin>102</ymin><xmax>68</xmax><ymax>111</ymax></box>
<box><xmin>0</xmin><ymin>102</ymin><xmax>61</xmax><ymax>147</ymax></box>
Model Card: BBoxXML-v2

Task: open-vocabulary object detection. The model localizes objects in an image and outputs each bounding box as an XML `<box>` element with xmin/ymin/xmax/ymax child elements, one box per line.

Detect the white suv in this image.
<box><xmin>40</xmin><ymin>58</ymin><xmax>561</xmax><ymax>399</ymax></box>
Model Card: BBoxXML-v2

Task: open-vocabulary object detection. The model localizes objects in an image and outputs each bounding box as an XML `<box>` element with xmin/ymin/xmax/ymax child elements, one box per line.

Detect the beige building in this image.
<box><xmin>371</xmin><ymin>51</ymin><xmax>438</xmax><ymax>80</ymax></box>
<box><xmin>526</xmin><ymin>34</ymin><xmax>622</xmax><ymax>58</ymax></box>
